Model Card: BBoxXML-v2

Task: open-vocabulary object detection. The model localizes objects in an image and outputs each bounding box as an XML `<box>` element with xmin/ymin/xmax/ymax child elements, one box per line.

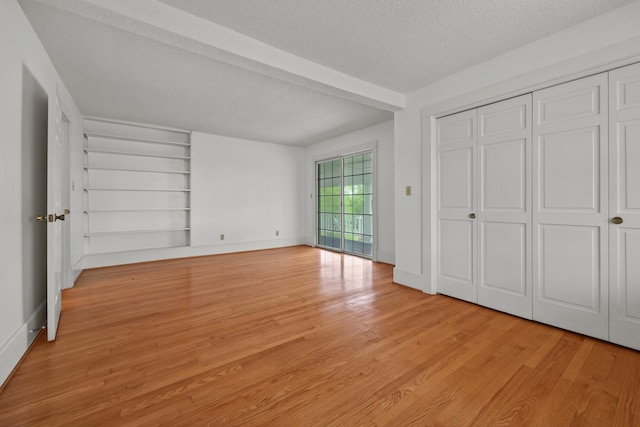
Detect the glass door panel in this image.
<box><xmin>317</xmin><ymin>159</ymin><xmax>342</xmax><ymax>251</ymax></box>
<box><xmin>344</xmin><ymin>153</ymin><xmax>373</xmax><ymax>257</ymax></box>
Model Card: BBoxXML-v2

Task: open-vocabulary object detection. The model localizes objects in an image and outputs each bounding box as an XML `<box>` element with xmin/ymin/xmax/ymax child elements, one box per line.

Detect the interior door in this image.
<box><xmin>532</xmin><ymin>73</ymin><xmax>609</xmax><ymax>340</ymax></box>
<box><xmin>609</xmin><ymin>62</ymin><xmax>640</xmax><ymax>350</ymax></box>
<box><xmin>436</xmin><ymin>109</ymin><xmax>478</xmax><ymax>303</ymax></box>
<box><xmin>47</xmin><ymin>94</ymin><xmax>64</xmax><ymax>341</ymax></box>
<box><xmin>477</xmin><ymin>95</ymin><xmax>533</xmax><ymax>319</ymax></box>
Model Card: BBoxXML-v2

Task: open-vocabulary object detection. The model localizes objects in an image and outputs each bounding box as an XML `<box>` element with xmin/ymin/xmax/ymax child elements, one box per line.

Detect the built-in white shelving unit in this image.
<box><xmin>83</xmin><ymin>118</ymin><xmax>191</xmax><ymax>255</ymax></box>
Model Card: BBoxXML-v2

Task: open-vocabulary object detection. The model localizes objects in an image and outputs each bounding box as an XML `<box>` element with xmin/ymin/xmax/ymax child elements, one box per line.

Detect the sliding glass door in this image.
<box><xmin>317</xmin><ymin>152</ymin><xmax>373</xmax><ymax>258</ymax></box>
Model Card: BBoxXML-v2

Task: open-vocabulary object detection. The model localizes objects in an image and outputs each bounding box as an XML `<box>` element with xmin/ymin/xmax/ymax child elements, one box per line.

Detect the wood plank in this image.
<box><xmin>0</xmin><ymin>246</ymin><xmax>639</xmax><ymax>426</ymax></box>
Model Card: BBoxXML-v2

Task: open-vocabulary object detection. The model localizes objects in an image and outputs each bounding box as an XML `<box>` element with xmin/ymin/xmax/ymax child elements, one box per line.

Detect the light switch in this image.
<box><xmin>406</xmin><ymin>186</ymin><xmax>412</xmax><ymax>196</ymax></box>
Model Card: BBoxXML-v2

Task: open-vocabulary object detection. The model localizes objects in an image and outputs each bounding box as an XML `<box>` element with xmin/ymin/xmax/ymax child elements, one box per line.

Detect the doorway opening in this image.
<box><xmin>317</xmin><ymin>152</ymin><xmax>373</xmax><ymax>258</ymax></box>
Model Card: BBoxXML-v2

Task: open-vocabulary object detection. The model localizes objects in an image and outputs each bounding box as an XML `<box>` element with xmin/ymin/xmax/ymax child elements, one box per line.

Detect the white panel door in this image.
<box><xmin>436</xmin><ymin>109</ymin><xmax>478</xmax><ymax>303</ymax></box>
<box><xmin>609</xmin><ymin>62</ymin><xmax>640</xmax><ymax>350</ymax></box>
<box><xmin>532</xmin><ymin>73</ymin><xmax>609</xmax><ymax>340</ymax></box>
<box><xmin>477</xmin><ymin>94</ymin><xmax>533</xmax><ymax>318</ymax></box>
<box><xmin>47</xmin><ymin>94</ymin><xmax>64</xmax><ymax>341</ymax></box>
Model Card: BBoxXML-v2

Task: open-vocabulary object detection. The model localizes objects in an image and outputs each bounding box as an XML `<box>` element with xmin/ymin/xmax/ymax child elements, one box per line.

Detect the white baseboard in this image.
<box><xmin>71</xmin><ymin>268</ymin><xmax>82</xmax><ymax>283</ymax></box>
<box><xmin>80</xmin><ymin>237</ymin><xmax>307</xmax><ymax>269</ymax></box>
<box><xmin>0</xmin><ymin>301</ymin><xmax>46</xmax><ymax>387</ymax></box>
<box><xmin>393</xmin><ymin>268</ymin><xmax>427</xmax><ymax>292</ymax></box>
<box><xmin>376</xmin><ymin>249</ymin><xmax>395</xmax><ymax>265</ymax></box>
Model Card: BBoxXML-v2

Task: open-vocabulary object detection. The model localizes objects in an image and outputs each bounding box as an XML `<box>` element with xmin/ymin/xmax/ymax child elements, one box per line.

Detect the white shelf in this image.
<box><xmin>84</xmin><ymin>131</ymin><xmax>190</xmax><ymax>147</ymax></box>
<box><xmin>83</xmin><ymin>166</ymin><xmax>190</xmax><ymax>175</ymax></box>
<box><xmin>83</xmin><ymin>148</ymin><xmax>190</xmax><ymax>160</ymax></box>
<box><xmin>83</xmin><ymin>243</ymin><xmax>189</xmax><ymax>256</ymax></box>
<box><xmin>84</xmin><ymin>208</ymin><xmax>191</xmax><ymax>213</ymax></box>
<box><xmin>84</xmin><ymin>228</ymin><xmax>190</xmax><ymax>237</ymax></box>
<box><xmin>84</xmin><ymin>188</ymin><xmax>190</xmax><ymax>192</ymax></box>
<box><xmin>83</xmin><ymin>119</ymin><xmax>192</xmax><ymax>256</ymax></box>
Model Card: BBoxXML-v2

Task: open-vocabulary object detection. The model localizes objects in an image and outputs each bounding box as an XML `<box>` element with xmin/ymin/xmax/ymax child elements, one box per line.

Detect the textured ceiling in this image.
<box><xmin>159</xmin><ymin>0</ymin><xmax>636</xmax><ymax>92</ymax></box>
<box><xmin>18</xmin><ymin>1</ymin><xmax>392</xmax><ymax>146</ymax></box>
<box><xmin>19</xmin><ymin>0</ymin><xmax>636</xmax><ymax>146</ymax></box>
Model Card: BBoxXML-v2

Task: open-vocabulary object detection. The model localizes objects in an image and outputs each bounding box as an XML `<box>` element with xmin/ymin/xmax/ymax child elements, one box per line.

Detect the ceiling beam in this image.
<box><xmin>37</xmin><ymin>0</ymin><xmax>406</xmax><ymax>111</ymax></box>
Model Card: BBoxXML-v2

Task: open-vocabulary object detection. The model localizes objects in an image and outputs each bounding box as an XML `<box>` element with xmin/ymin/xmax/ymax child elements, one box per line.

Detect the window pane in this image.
<box><xmin>332</xmin><ymin>196</ymin><xmax>341</xmax><ymax>213</ymax></box>
<box><xmin>353</xmin><ymin>215</ymin><xmax>363</xmax><ymax>234</ymax></box>
<box><xmin>332</xmin><ymin>214</ymin><xmax>341</xmax><ymax>231</ymax></box>
<box><xmin>364</xmin><ymin>195</ymin><xmax>372</xmax><ymax>214</ymax></box>
<box><xmin>364</xmin><ymin>156</ymin><xmax>372</xmax><ymax>174</ymax></box>
<box><xmin>363</xmin><ymin>174</ymin><xmax>372</xmax><ymax>194</ymax></box>
<box><xmin>332</xmin><ymin>159</ymin><xmax>341</xmax><ymax>177</ymax></box>
<box><xmin>317</xmin><ymin>213</ymin><xmax>325</xmax><ymax>229</ymax></box>
<box><xmin>344</xmin><ymin>176</ymin><xmax>353</xmax><ymax>195</ymax></box>
<box><xmin>353</xmin><ymin>155</ymin><xmax>363</xmax><ymax>174</ymax></box>
<box><xmin>352</xmin><ymin>195</ymin><xmax>363</xmax><ymax>214</ymax></box>
<box><xmin>363</xmin><ymin>238</ymin><xmax>372</xmax><ymax>256</ymax></box>
<box><xmin>318</xmin><ymin>196</ymin><xmax>326</xmax><ymax>213</ymax></box>
<box><xmin>344</xmin><ymin>234</ymin><xmax>354</xmax><ymax>251</ymax></box>
<box><xmin>344</xmin><ymin>157</ymin><xmax>353</xmax><ymax>176</ymax></box>
<box><xmin>353</xmin><ymin>175</ymin><xmax>363</xmax><ymax>194</ymax></box>
<box><xmin>344</xmin><ymin>214</ymin><xmax>352</xmax><ymax>233</ymax></box>
<box><xmin>320</xmin><ymin>178</ymin><xmax>331</xmax><ymax>195</ymax></box>
<box><xmin>332</xmin><ymin>177</ymin><xmax>341</xmax><ymax>195</ymax></box>
<box><xmin>363</xmin><ymin>215</ymin><xmax>372</xmax><ymax>235</ymax></box>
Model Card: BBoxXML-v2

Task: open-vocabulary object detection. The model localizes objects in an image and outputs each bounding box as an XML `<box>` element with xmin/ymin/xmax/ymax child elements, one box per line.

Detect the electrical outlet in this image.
<box><xmin>220</xmin><ymin>234</ymin><xmax>224</xmax><ymax>240</ymax></box>
<box><xmin>406</xmin><ymin>186</ymin><xmax>412</xmax><ymax>196</ymax></box>
<box><xmin>276</xmin><ymin>230</ymin><xmax>279</xmax><ymax>236</ymax></box>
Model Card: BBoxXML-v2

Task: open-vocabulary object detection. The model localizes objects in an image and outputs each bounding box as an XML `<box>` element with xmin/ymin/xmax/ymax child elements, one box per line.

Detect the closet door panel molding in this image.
<box><xmin>480</xmin><ymin>139</ymin><xmax>526</xmax><ymax>212</ymax></box>
<box><xmin>480</xmin><ymin>221</ymin><xmax>527</xmax><ymax>296</ymax></box>
<box><xmin>537</xmin><ymin>127</ymin><xmax>601</xmax><ymax>213</ymax></box>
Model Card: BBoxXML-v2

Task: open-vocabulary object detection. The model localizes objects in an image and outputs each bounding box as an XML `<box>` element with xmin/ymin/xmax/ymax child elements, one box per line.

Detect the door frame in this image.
<box><xmin>313</xmin><ymin>143</ymin><xmax>378</xmax><ymax>261</ymax></box>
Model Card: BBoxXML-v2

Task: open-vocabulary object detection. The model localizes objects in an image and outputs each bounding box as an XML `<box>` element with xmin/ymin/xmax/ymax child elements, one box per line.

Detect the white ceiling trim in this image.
<box><xmin>34</xmin><ymin>0</ymin><xmax>405</xmax><ymax>111</ymax></box>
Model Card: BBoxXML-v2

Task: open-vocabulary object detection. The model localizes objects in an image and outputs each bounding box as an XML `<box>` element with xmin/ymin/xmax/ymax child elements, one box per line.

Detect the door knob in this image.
<box><xmin>611</xmin><ymin>217</ymin><xmax>623</xmax><ymax>224</ymax></box>
<box><xmin>469</xmin><ymin>213</ymin><xmax>476</xmax><ymax>219</ymax></box>
<box><xmin>36</xmin><ymin>215</ymin><xmax>47</xmax><ymax>222</ymax></box>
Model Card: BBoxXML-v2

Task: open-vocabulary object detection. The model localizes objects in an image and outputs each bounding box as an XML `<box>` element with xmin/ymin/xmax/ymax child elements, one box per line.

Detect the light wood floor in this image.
<box><xmin>1</xmin><ymin>246</ymin><xmax>639</xmax><ymax>426</ymax></box>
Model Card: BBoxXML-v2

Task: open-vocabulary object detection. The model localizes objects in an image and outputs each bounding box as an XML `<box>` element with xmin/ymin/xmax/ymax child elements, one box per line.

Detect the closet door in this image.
<box><xmin>436</xmin><ymin>109</ymin><xmax>478</xmax><ymax>303</ymax></box>
<box><xmin>532</xmin><ymin>73</ymin><xmax>609</xmax><ymax>340</ymax></box>
<box><xmin>477</xmin><ymin>95</ymin><xmax>533</xmax><ymax>319</ymax></box>
<box><xmin>609</xmin><ymin>63</ymin><xmax>640</xmax><ymax>350</ymax></box>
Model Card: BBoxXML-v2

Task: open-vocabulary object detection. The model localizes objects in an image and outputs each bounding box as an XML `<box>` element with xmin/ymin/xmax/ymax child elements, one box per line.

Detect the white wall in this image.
<box><xmin>191</xmin><ymin>132</ymin><xmax>306</xmax><ymax>250</ymax></box>
<box><xmin>305</xmin><ymin>120</ymin><xmax>394</xmax><ymax>264</ymax></box>
<box><xmin>81</xmin><ymin>131</ymin><xmax>306</xmax><ymax>268</ymax></box>
<box><xmin>393</xmin><ymin>2</ymin><xmax>640</xmax><ymax>292</ymax></box>
<box><xmin>0</xmin><ymin>0</ymin><xmax>83</xmax><ymax>386</ymax></box>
